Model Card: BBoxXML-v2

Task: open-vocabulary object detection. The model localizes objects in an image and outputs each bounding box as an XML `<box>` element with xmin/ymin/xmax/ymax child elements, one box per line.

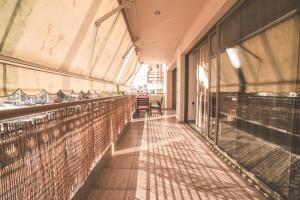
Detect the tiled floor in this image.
<box><xmin>87</xmin><ymin>111</ymin><xmax>266</xmax><ymax>200</ymax></box>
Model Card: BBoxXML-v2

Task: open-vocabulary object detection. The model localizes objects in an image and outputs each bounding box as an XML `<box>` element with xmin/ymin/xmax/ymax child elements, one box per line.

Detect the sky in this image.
<box><xmin>132</xmin><ymin>64</ymin><xmax>148</xmax><ymax>88</ymax></box>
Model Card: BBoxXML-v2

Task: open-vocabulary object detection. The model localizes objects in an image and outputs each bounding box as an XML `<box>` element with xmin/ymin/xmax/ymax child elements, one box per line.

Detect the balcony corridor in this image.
<box><xmin>87</xmin><ymin>111</ymin><xmax>266</xmax><ymax>200</ymax></box>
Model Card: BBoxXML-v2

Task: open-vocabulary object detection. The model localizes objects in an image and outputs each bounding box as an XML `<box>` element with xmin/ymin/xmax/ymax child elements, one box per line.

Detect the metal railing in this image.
<box><xmin>147</xmin><ymin>72</ymin><xmax>164</xmax><ymax>84</ymax></box>
<box><xmin>0</xmin><ymin>95</ymin><xmax>136</xmax><ymax>200</ymax></box>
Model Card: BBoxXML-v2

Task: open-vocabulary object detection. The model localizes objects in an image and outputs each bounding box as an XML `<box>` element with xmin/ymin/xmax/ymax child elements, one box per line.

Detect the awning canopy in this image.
<box><xmin>0</xmin><ymin>0</ymin><xmax>138</xmax><ymax>95</ymax></box>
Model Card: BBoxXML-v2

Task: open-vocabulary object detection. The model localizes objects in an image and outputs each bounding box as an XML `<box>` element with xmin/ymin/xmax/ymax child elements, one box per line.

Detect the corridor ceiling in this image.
<box><xmin>0</xmin><ymin>0</ymin><xmax>138</xmax><ymax>85</ymax></box>
<box><xmin>123</xmin><ymin>0</ymin><xmax>206</xmax><ymax>64</ymax></box>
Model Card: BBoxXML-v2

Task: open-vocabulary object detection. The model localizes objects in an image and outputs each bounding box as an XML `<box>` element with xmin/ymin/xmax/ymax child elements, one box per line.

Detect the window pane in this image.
<box><xmin>209</xmin><ymin>58</ymin><xmax>217</xmax><ymax>141</ymax></box>
<box><xmin>217</xmin><ymin>16</ymin><xmax>299</xmax><ymax>199</ymax></box>
<box><xmin>196</xmin><ymin>42</ymin><xmax>209</xmax><ymax>135</ymax></box>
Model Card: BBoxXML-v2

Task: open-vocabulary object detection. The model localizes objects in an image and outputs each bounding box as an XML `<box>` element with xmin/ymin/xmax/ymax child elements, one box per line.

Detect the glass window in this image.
<box><xmin>195</xmin><ymin>42</ymin><xmax>209</xmax><ymax>136</ymax></box>
<box><xmin>217</xmin><ymin>16</ymin><xmax>299</xmax><ymax>199</ymax></box>
<box><xmin>208</xmin><ymin>57</ymin><xmax>217</xmax><ymax>142</ymax></box>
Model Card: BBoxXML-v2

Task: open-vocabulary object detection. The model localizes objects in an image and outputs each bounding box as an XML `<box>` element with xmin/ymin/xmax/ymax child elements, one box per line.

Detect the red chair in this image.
<box><xmin>136</xmin><ymin>96</ymin><xmax>150</xmax><ymax>116</ymax></box>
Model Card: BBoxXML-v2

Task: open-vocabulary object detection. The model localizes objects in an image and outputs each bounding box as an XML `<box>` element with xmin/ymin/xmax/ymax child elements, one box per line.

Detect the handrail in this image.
<box><xmin>0</xmin><ymin>96</ymin><xmax>124</xmax><ymax>121</ymax></box>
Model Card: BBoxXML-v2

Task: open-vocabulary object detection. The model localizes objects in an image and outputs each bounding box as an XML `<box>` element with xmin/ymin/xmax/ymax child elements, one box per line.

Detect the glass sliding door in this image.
<box><xmin>208</xmin><ymin>33</ymin><xmax>218</xmax><ymax>142</ymax></box>
<box><xmin>188</xmin><ymin>0</ymin><xmax>299</xmax><ymax>199</ymax></box>
<box><xmin>195</xmin><ymin>42</ymin><xmax>209</xmax><ymax>136</ymax></box>
<box><xmin>217</xmin><ymin>15</ymin><xmax>299</xmax><ymax>199</ymax></box>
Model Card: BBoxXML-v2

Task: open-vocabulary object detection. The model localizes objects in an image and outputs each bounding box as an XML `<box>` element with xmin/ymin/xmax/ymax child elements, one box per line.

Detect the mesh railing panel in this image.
<box><xmin>0</xmin><ymin>95</ymin><xmax>135</xmax><ymax>200</ymax></box>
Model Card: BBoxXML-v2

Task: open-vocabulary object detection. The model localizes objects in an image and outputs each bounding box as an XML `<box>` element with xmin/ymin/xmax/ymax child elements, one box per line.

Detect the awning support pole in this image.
<box><xmin>88</xmin><ymin>0</ymin><xmax>132</xmax><ymax>77</ymax></box>
<box><xmin>129</xmin><ymin>62</ymin><xmax>143</xmax><ymax>85</ymax></box>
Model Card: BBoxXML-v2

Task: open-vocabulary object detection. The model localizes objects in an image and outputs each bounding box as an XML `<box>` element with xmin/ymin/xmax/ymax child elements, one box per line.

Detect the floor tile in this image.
<box><xmin>88</xmin><ymin>111</ymin><xmax>266</xmax><ymax>200</ymax></box>
<box><xmin>124</xmin><ymin>189</ymin><xmax>167</xmax><ymax>200</ymax></box>
<box><xmin>127</xmin><ymin>169</ymin><xmax>159</xmax><ymax>190</ymax></box>
<box><xmin>105</xmin><ymin>153</ymin><xmax>135</xmax><ymax>168</ymax></box>
<box><xmin>118</xmin><ymin>138</ymin><xmax>138</xmax><ymax>147</ymax></box>
<box><xmin>88</xmin><ymin>189</ymin><xmax>126</xmax><ymax>200</ymax></box>
<box><xmin>95</xmin><ymin>169</ymin><xmax>131</xmax><ymax>189</ymax></box>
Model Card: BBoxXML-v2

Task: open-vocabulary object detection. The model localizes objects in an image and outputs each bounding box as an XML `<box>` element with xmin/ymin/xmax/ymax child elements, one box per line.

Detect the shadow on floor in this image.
<box><xmin>87</xmin><ymin>110</ymin><xmax>266</xmax><ymax>200</ymax></box>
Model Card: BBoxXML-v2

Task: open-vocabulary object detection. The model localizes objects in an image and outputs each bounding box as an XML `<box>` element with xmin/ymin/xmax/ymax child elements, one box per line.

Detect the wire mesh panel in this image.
<box><xmin>0</xmin><ymin>95</ymin><xmax>135</xmax><ymax>200</ymax></box>
<box><xmin>110</xmin><ymin>99</ymin><xmax>119</xmax><ymax>141</ymax></box>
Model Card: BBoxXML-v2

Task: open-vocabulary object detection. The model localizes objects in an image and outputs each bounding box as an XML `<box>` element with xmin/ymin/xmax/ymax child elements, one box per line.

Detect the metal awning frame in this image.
<box><xmin>88</xmin><ymin>0</ymin><xmax>133</xmax><ymax>77</ymax></box>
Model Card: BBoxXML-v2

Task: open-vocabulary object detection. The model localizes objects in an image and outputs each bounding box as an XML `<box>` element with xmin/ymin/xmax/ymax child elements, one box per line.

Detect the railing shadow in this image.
<box><xmin>93</xmin><ymin>110</ymin><xmax>265</xmax><ymax>200</ymax></box>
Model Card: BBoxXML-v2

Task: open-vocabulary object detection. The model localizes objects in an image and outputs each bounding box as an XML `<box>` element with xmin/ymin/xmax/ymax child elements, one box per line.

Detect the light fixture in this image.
<box><xmin>154</xmin><ymin>10</ymin><xmax>161</xmax><ymax>15</ymax></box>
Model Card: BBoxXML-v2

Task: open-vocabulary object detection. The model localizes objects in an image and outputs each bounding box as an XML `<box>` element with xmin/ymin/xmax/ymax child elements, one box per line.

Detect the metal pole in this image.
<box><xmin>88</xmin><ymin>25</ymin><xmax>99</xmax><ymax>77</ymax></box>
<box><xmin>89</xmin><ymin>12</ymin><xmax>121</xmax><ymax>77</ymax></box>
<box><xmin>117</xmin><ymin>0</ymin><xmax>138</xmax><ymax>56</ymax></box>
<box><xmin>124</xmin><ymin>59</ymin><xmax>139</xmax><ymax>84</ymax></box>
<box><xmin>115</xmin><ymin>47</ymin><xmax>135</xmax><ymax>83</ymax></box>
<box><xmin>122</xmin><ymin>44</ymin><xmax>135</xmax><ymax>59</ymax></box>
<box><xmin>88</xmin><ymin>0</ymin><xmax>132</xmax><ymax>78</ymax></box>
<box><xmin>129</xmin><ymin>62</ymin><xmax>143</xmax><ymax>85</ymax></box>
<box><xmin>95</xmin><ymin>1</ymin><xmax>131</xmax><ymax>25</ymax></box>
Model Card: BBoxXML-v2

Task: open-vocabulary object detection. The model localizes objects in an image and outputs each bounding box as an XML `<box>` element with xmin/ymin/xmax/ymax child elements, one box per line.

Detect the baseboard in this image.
<box><xmin>72</xmin><ymin>145</ymin><xmax>112</xmax><ymax>200</ymax></box>
<box><xmin>72</xmin><ymin>122</ymin><xmax>131</xmax><ymax>200</ymax></box>
<box><xmin>114</xmin><ymin>122</ymin><xmax>130</xmax><ymax>150</ymax></box>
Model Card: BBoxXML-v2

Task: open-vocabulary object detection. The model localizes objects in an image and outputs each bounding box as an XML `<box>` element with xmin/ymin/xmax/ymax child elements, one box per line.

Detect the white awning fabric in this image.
<box><xmin>0</xmin><ymin>0</ymin><xmax>138</xmax><ymax>95</ymax></box>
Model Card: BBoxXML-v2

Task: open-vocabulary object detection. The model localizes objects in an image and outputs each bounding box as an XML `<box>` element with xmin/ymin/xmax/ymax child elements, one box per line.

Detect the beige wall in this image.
<box><xmin>168</xmin><ymin>0</ymin><xmax>236</xmax><ymax>64</ymax></box>
<box><xmin>176</xmin><ymin>47</ymin><xmax>186</xmax><ymax>121</ymax></box>
<box><xmin>168</xmin><ymin>0</ymin><xmax>236</xmax><ymax>121</ymax></box>
<box><xmin>166</xmin><ymin>70</ymin><xmax>173</xmax><ymax>109</ymax></box>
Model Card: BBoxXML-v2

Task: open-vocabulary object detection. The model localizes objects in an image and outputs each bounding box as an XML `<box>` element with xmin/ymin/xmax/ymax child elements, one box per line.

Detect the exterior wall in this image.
<box><xmin>168</xmin><ymin>0</ymin><xmax>237</xmax><ymax>122</ymax></box>
<box><xmin>166</xmin><ymin>70</ymin><xmax>173</xmax><ymax>109</ymax></box>
<box><xmin>180</xmin><ymin>0</ymin><xmax>300</xmax><ymax>199</ymax></box>
<box><xmin>167</xmin><ymin>0</ymin><xmax>237</xmax><ymax>68</ymax></box>
<box><xmin>176</xmin><ymin>47</ymin><xmax>186</xmax><ymax>121</ymax></box>
<box><xmin>179</xmin><ymin>0</ymin><xmax>237</xmax><ymax>56</ymax></box>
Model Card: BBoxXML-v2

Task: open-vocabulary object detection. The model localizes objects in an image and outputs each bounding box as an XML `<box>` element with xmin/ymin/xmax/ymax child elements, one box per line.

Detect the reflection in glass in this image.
<box><xmin>209</xmin><ymin>58</ymin><xmax>217</xmax><ymax>142</ymax></box>
<box><xmin>226</xmin><ymin>48</ymin><xmax>241</xmax><ymax>69</ymax></box>
<box><xmin>217</xmin><ymin>16</ymin><xmax>299</xmax><ymax>199</ymax></box>
<box><xmin>196</xmin><ymin>42</ymin><xmax>209</xmax><ymax>135</ymax></box>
